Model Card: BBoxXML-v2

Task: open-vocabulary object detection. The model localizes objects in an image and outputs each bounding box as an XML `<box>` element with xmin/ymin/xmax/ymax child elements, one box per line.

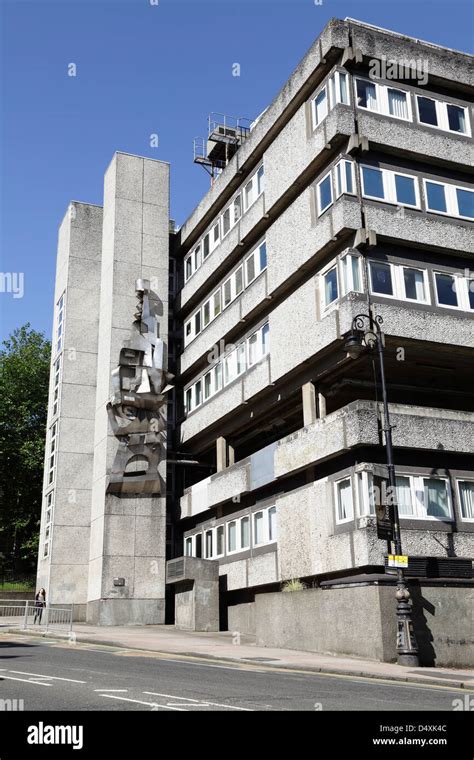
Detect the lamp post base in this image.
<box><xmin>396</xmin><ymin>582</ymin><xmax>420</xmax><ymax>667</ymax></box>
<box><xmin>397</xmin><ymin>653</ymin><xmax>420</xmax><ymax>667</ymax></box>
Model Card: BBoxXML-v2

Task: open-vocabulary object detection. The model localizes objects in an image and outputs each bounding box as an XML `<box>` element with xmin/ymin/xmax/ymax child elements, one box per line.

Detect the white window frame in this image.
<box><xmin>334</xmin><ymin>478</ymin><xmax>354</xmax><ymax>525</ymax></box>
<box><xmin>433</xmin><ymin>271</ymin><xmax>462</xmax><ymax>311</ymax></box>
<box><xmin>361</xmin><ymin>165</ymin><xmax>421</xmax><ymax>209</ymax></box>
<box><xmin>252</xmin><ymin>510</ymin><xmax>266</xmax><ymax>547</ymax></box>
<box><xmin>335</xmin><ymin>159</ymin><xmax>356</xmax><ymax>198</ymax></box>
<box><xmin>340</xmin><ymin>253</ymin><xmax>363</xmax><ymax>297</ymax></box>
<box><xmin>215</xmin><ymin>525</ymin><xmax>226</xmax><ymax>558</ymax></box>
<box><xmin>316</xmin><ymin>171</ymin><xmax>334</xmax><ymax>216</ymax></box>
<box><xmin>423</xmin><ymin>178</ymin><xmax>474</xmax><ymax>221</ymax></box>
<box><xmin>397</xmin><ymin>265</ymin><xmax>430</xmax><ymax>304</ymax></box>
<box><xmin>416</xmin><ymin>94</ymin><xmax>471</xmax><ymax>137</ymax></box>
<box><xmin>456</xmin><ymin>479</ymin><xmax>474</xmax><ymax>522</ymax></box>
<box><xmin>354</xmin><ymin>77</ymin><xmax>412</xmax><ymax>123</ymax></box>
<box><xmin>355</xmin><ymin>471</ymin><xmax>375</xmax><ymax>517</ymax></box>
<box><xmin>312</xmin><ymin>86</ymin><xmax>329</xmax><ymax>127</ymax></box>
<box><xmin>226</xmin><ymin>520</ymin><xmax>239</xmax><ymax>555</ymax></box>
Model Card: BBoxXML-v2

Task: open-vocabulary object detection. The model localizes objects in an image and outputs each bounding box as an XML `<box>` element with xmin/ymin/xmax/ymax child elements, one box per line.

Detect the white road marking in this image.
<box><xmin>99</xmin><ymin>694</ymin><xmax>186</xmax><ymax>710</ymax></box>
<box><xmin>94</xmin><ymin>689</ymin><xmax>129</xmax><ymax>693</ymax></box>
<box><xmin>8</xmin><ymin>669</ymin><xmax>86</xmax><ymax>683</ymax></box>
<box><xmin>142</xmin><ymin>691</ymin><xmax>253</xmax><ymax>711</ymax></box>
<box><xmin>0</xmin><ymin>674</ymin><xmax>52</xmax><ymax>686</ymax></box>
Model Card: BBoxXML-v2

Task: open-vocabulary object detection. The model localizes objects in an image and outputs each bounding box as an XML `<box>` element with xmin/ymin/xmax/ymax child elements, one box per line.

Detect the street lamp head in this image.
<box><xmin>344</xmin><ymin>331</ymin><xmax>365</xmax><ymax>360</ymax></box>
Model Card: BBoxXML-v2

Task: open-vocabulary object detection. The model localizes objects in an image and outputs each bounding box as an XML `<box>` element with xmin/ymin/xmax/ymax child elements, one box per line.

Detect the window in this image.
<box><xmin>216</xmin><ymin>526</ymin><xmax>225</xmax><ymax>556</ymax></box>
<box><xmin>387</xmin><ymin>87</ymin><xmax>409</xmax><ymax>119</ymax></box>
<box><xmin>435</xmin><ymin>273</ymin><xmax>458</xmax><ymax>307</ymax></box>
<box><xmin>236</xmin><ymin>344</ymin><xmax>246</xmax><ymax>375</ymax></box>
<box><xmin>259</xmin><ymin>241</ymin><xmax>267</xmax><ymax>270</ymax></box>
<box><xmin>240</xmin><ymin>517</ymin><xmax>250</xmax><ymax>549</ymax></box>
<box><xmin>213</xmin><ymin>289</ymin><xmax>222</xmax><ymax>318</ymax></box>
<box><xmin>396</xmin><ymin>476</ymin><xmax>414</xmax><ymax>516</ymax></box>
<box><xmin>369</xmin><ymin>261</ymin><xmax>393</xmax><ymax>296</ymax></box>
<box><xmin>235</xmin><ymin>267</ymin><xmax>244</xmax><ymax>296</ymax></box>
<box><xmin>185</xmin><ymin>537</ymin><xmax>193</xmax><ymax>556</ymax></box>
<box><xmin>194</xmin><ymin>380</ymin><xmax>202</xmax><ymax>407</ymax></box>
<box><xmin>55</xmin><ymin>292</ymin><xmax>66</xmax><ymax>355</ymax></box>
<box><xmin>456</xmin><ymin>188</ymin><xmax>474</xmax><ymax>219</ymax></box>
<box><xmin>356</xmin><ymin>78</ymin><xmax>377</xmax><ymax>110</ymax></box>
<box><xmin>361</xmin><ymin>166</ymin><xmax>385</xmax><ymax>199</ymax></box>
<box><xmin>425</xmin><ymin>181</ymin><xmax>447</xmax><ymax>213</ymax></box>
<box><xmin>458</xmin><ymin>481</ymin><xmax>474</xmax><ymax>520</ymax></box>
<box><xmin>203</xmin><ymin>300</ymin><xmax>211</xmax><ymax>327</ymax></box>
<box><xmin>212</xmin><ymin>223</ymin><xmax>220</xmax><ymax>245</ymax></box>
<box><xmin>228</xmin><ymin>521</ymin><xmax>237</xmax><ymax>552</ymax></box>
<box><xmin>338</xmin><ymin>71</ymin><xmax>349</xmax><ymax>104</ymax></box>
<box><xmin>468</xmin><ymin>280</ymin><xmax>474</xmax><ymax>310</ymax></box>
<box><xmin>223</xmin><ymin>278</ymin><xmax>232</xmax><ymax>307</ymax></box>
<box><xmin>257</xmin><ymin>166</ymin><xmax>265</xmax><ymax>195</ymax></box>
<box><xmin>224</xmin><ymin>351</ymin><xmax>237</xmax><ymax>385</ymax></box>
<box><xmin>262</xmin><ymin>323</ymin><xmax>270</xmax><ymax>355</ymax></box>
<box><xmin>268</xmin><ymin>507</ymin><xmax>277</xmax><ymax>542</ymax></box>
<box><xmin>204</xmin><ymin>372</ymin><xmax>212</xmax><ymax>400</ymax></box>
<box><xmin>324</xmin><ymin>267</ymin><xmax>338</xmax><ymax>305</ymax></box>
<box><xmin>317</xmin><ymin>173</ymin><xmax>333</xmax><ymax>215</ymax></box>
<box><xmin>185</xmin><ymin>256</ymin><xmax>192</xmax><ymax>281</ymax></box>
<box><xmin>417</xmin><ymin>96</ymin><xmax>438</xmax><ymax>126</ymax></box>
<box><xmin>253</xmin><ymin>511</ymin><xmax>265</xmax><ymax>545</ymax></box>
<box><xmin>205</xmin><ymin>530</ymin><xmax>213</xmax><ymax>559</ymax></box>
<box><xmin>222</xmin><ymin>208</ymin><xmax>231</xmax><ymax>236</ymax></box>
<box><xmin>417</xmin><ymin>95</ymin><xmax>469</xmax><ymax>136</ymax></box>
<box><xmin>447</xmin><ymin>104</ymin><xmax>466</xmax><ymax>134</ymax></box>
<box><xmin>248</xmin><ymin>332</ymin><xmax>259</xmax><ymax>366</ymax></box>
<box><xmin>244</xmin><ymin>178</ymin><xmax>255</xmax><ymax>211</ymax></box>
<box><xmin>423</xmin><ymin>478</ymin><xmax>451</xmax><ymax>519</ymax></box>
<box><xmin>214</xmin><ymin>363</ymin><xmax>222</xmax><ymax>392</ymax></box>
<box><xmin>185</xmin><ymin>388</ymin><xmax>192</xmax><ymax>414</ymax></box>
<box><xmin>313</xmin><ymin>88</ymin><xmax>328</xmax><ymax>125</ymax></box>
<box><xmin>203</xmin><ymin>234</ymin><xmax>210</xmax><ymax>260</ymax></box>
<box><xmin>402</xmin><ymin>267</ymin><xmax>425</xmax><ymax>301</ymax></box>
<box><xmin>394</xmin><ymin>174</ymin><xmax>417</xmax><ymax>206</ymax></box>
<box><xmin>246</xmin><ymin>252</ymin><xmax>256</xmax><ymax>284</ymax></box>
<box><xmin>194</xmin><ymin>311</ymin><xmax>201</xmax><ymax>335</ymax></box>
<box><xmin>341</xmin><ymin>253</ymin><xmax>362</xmax><ymax>295</ymax></box>
<box><xmin>233</xmin><ymin>194</ymin><xmax>242</xmax><ymax>223</ymax></box>
<box><xmin>335</xmin><ymin>479</ymin><xmax>354</xmax><ymax>523</ymax></box>
<box><xmin>335</xmin><ymin>160</ymin><xmax>355</xmax><ymax>198</ymax></box>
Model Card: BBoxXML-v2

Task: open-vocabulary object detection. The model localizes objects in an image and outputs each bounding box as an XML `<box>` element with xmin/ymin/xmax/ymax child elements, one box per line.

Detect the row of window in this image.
<box><xmin>184</xmin><ymin>323</ymin><xmax>269</xmax><ymax>415</ymax></box>
<box><xmin>315</xmin><ymin>161</ymin><xmax>474</xmax><ymax>221</ymax></box>
<box><xmin>44</xmin><ymin>292</ymin><xmax>66</xmax><ymax>559</ymax></box>
<box><xmin>184</xmin><ymin>165</ymin><xmax>265</xmax><ymax>283</ymax></box>
<box><xmin>335</xmin><ymin>472</ymin><xmax>474</xmax><ymax>525</ymax></box>
<box><xmin>355</xmin><ymin>76</ymin><xmax>471</xmax><ymax>136</ymax></box>
<box><xmin>311</xmin><ymin>69</ymin><xmax>471</xmax><ymax>138</ymax></box>
<box><xmin>321</xmin><ymin>253</ymin><xmax>474</xmax><ymax>313</ymax></box>
<box><xmin>184</xmin><ymin>241</ymin><xmax>267</xmax><ymax>347</ymax></box>
<box><xmin>184</xmin><ymin>506</ymin><xmax>277</xmax><ymax>560</ymax></box>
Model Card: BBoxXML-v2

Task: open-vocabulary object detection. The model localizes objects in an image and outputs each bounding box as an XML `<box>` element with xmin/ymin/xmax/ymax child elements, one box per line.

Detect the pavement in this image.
<box><xmin>2</xmin><ymin>622</ymin><xmax>473</xmax><ymax>691</ymax></box>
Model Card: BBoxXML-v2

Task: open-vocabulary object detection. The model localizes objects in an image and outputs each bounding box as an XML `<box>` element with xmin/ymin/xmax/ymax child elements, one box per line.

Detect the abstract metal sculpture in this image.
<box><xmin>106</xmin><ymin>279</ymin><xmax>173</xmax><ymax>495</ymax></box>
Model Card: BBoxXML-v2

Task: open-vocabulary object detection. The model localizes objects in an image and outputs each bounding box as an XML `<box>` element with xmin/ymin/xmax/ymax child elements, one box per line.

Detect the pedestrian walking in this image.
<box><xmin>33</xmin><ymin>588</ymin><xmax>46</xmax><ymax>624</ymax></box>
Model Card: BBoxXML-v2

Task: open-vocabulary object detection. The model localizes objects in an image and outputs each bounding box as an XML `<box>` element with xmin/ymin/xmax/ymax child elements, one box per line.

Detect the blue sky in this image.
<box><xmin>1</xmin><ymin>0</ymin><xmax>472</xmax><ymax>341</ymax></box>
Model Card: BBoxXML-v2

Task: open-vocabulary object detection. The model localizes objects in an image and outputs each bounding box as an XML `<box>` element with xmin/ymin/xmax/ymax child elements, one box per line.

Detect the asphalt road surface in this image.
<box><xmin>0</xmin><ymin>635</ymin><xmax>468</xmax><ymax>711</ymax></box>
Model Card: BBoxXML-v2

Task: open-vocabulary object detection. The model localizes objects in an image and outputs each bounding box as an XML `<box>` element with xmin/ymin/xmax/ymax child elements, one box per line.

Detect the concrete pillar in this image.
<box><xmin>228</xmin><ymin>444</ymin><xmax>235</xmax><ymax>467</ymax></box>
<box><xmin>302</xmin><ymin>382</ymin><xmax>317</xmax><ymax>426</ymax></box>
<box><xmin>37</xmin><ymin>203</ymin><xmax>103</xmax><ymax>617</ymax></box>
<box><xmin>216</xmin><ymin>437</ymin><xmax>227</xmax><ymax>472</ymax></box>
<box><xmin>318</xmin><ymin>392</ymin><xmax>327</xmax><ymax>419</ymax></box>
<box><xmin>87</xmin><ymin>153</ymin><xmax>170</xmax><ymax>626</ymax></box>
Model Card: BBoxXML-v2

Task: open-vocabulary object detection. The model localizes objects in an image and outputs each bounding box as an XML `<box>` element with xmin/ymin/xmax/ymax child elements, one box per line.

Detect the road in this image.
<box><xmin>0</xmin><ymin>634</ymin><xmax>468</xmax><ymax>711</ymax></box>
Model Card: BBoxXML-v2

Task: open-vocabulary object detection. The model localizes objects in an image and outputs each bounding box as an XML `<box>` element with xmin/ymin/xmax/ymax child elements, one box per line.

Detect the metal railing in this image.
<box><xmin>0</xmin><ymin>600</ymin><xmax>73</xmax><ymax>633</ymax></box>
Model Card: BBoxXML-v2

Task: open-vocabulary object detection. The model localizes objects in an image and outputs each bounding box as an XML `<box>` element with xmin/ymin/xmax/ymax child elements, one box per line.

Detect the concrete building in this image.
<box><xmin>38</xmin><ymin>18</ymin><xmax>474</xmax><ymax>660</ymax></box>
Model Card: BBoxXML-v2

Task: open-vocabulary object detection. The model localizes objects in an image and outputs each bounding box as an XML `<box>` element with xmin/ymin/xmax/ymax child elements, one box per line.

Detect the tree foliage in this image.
<box><xmin>0</xmin><ymin>324</ymin><xmax>51</xmax><ymax>576</ymax></box>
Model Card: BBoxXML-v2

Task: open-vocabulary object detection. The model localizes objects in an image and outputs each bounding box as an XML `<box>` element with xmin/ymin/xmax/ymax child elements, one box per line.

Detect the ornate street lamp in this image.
<box><xmin>344</xmin><ymin>313</ymin><xmax>420</xmax><ymax>667</ymax></box>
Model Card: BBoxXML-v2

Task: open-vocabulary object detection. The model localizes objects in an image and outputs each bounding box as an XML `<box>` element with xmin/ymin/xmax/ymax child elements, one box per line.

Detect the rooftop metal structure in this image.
<box><xmin>194</xmin><ymin>113</ymin><xmax>252</xmax><ymax>182</ymax></box>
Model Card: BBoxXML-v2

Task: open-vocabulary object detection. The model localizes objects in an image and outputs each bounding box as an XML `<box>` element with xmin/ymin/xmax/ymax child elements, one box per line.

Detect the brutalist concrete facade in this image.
<box><xmin>38</xmin><ymin>19</ymin><xmax>474</xmax><ymax>646</ymax></box>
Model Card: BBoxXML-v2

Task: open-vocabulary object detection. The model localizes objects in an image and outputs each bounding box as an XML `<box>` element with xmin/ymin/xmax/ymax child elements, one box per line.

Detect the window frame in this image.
<box><xmin>354</xmin><ymin>77</ymin><xmax>412</xmax><ymax>123</ymax></box>
<box><xmin>416</xmin><ymin>94</ymin><xmax>471</xmax><ymax>137</ymax></box>
<box><xmin>334</xmin><ymin>478</ymin><xmax>354</xmax><ymax>525</ymax></box>
<box><xmin>423</xmin><ymin>178</ymin><xmax>474</xmax><ymax>221</ymax></box>
<box><xmin>456</xmin><ymin>479</ymin><xmax>474</xmax><ymax>522</ymax></box>
<box><xmin>316</xmin><ymin>171</ymin><xmax>334</xmax><ymax>216</ymax></box>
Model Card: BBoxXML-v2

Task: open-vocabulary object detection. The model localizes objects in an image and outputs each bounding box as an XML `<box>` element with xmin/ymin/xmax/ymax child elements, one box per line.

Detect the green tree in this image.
<box><xmin>0</xmin><ymin>324</ymin><xmax>51</xmax><ymax>577</ymax></box>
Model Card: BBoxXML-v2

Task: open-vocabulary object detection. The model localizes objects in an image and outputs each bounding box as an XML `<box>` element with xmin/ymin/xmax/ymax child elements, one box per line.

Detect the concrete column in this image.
<box><xmin>216</xmin><ymin>437</ymin><xmax>227</xmax><ymax>472</ymax></box>
<box><xmin>228</xmin><ymin>444</ymin><xmax>235</xmax><ymax>467</ymax></box>
<box><xmin>87</xmin><ymin>153</ymin><xmax>170</xmax><ymax>626</ymax></box>
<box><xmin>302</xmin><ymin>382</ymin><xmax>317</xmax><ymax>426</ymax></box>
<box><xmin>318</xmin><ymin>392</ymin><xmax>327</xmax><ymax>419</ymax></box>
<box><xmin>37</xmin><ymin>203</ymin><xmax>103</xmax><ymax>617</ymax></box>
